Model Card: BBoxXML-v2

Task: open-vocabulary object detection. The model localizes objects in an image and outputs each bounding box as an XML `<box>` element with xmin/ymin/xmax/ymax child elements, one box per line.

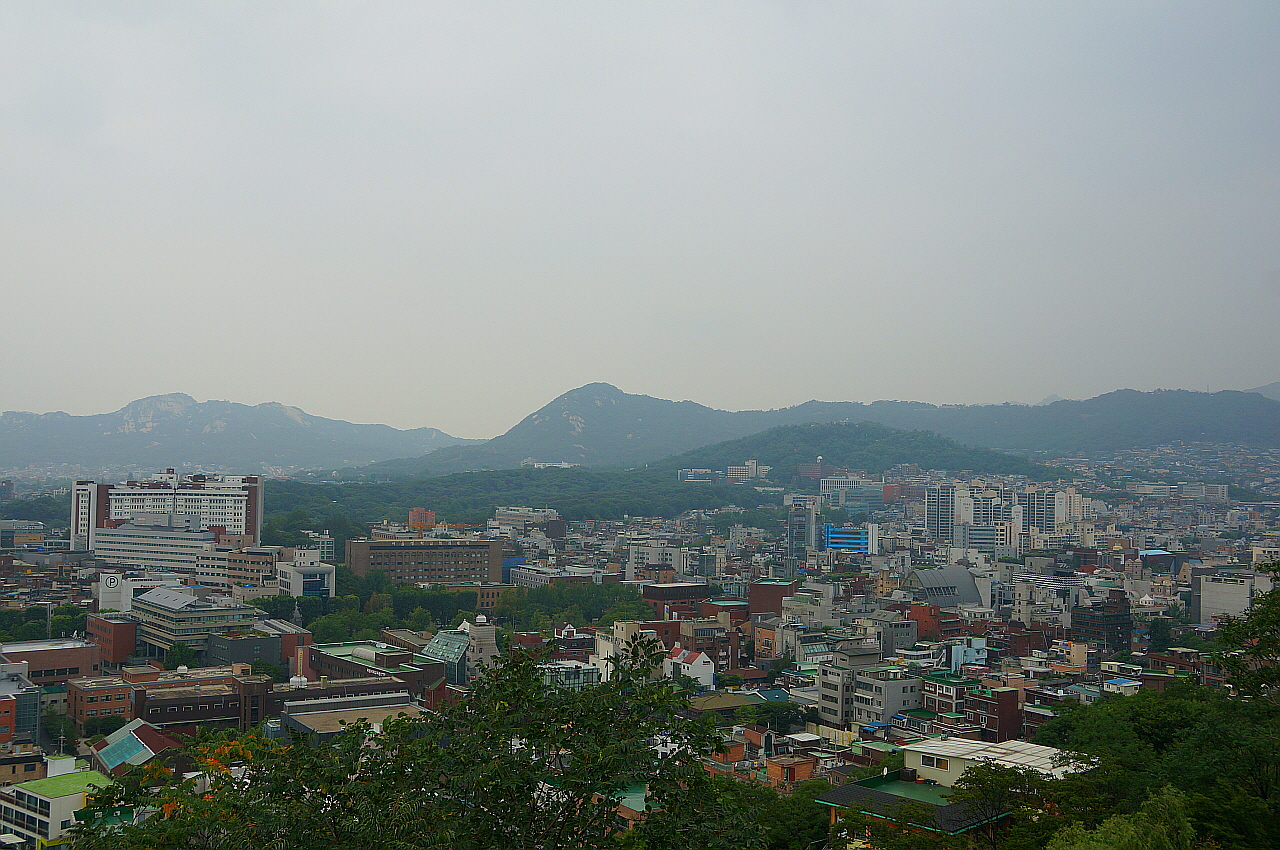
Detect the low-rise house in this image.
<box><xmin>0</xmin><ymin>758</ymin><xmax>110</xmax><ymax>847</ymax></box>
<box><xmin>89</xmin><ymin>719</ymin><xmax>184</xmax><ymax>777</ymax></box>
<box><xmin>900</xmin><ymin>738</ymin><xmax>1083</xmax><ymax>786</ymax></box>
<box><xmin>664</xmin><ymin>648</ymin><xmax>715</xmax><ymax>690</ymax></box>
<box><xmin>765</xmin><ymin>754</ymin><xmax>818</xmax><ymax>792</ymax></box>
<box><xmin>816</xmin><ymin>737</ymin><xmax>1086</xmax><ymax>843</ymax></box>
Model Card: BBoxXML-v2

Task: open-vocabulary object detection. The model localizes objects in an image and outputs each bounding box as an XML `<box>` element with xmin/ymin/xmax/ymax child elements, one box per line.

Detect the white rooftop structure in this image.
<box><xmin>901</xmin><ymin>738</ymin><xmax>1086</xmax><ymax>781</ymax></box>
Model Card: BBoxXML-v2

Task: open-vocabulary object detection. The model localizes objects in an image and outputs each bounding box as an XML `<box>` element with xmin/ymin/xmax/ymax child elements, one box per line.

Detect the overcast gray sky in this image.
<box><xmin>3</xmin><ymin>2</ymin><xmax>1278</xmax><ymax>437</ymax></box>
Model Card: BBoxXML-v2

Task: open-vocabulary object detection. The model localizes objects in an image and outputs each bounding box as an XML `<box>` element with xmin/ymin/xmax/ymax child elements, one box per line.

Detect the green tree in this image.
<box><xmin>83</xmin><ymin>716</ymin><xmax>130</xmax><ymax>738</ymax></box>
<box><xmin>1045</xmin><ymin>786</ymin><xmax>1198</xmax><ymax>850</ymax></box>
<box><xmin>947</xmin><ymin>761</ymin><xmax>1048</xmax><ymax>850</ymax></box>
<box><xmin>1216</xmin><ymin>561</ymin><xmax>1280</xmax><ymax>700</ymax></box>
<box><xmin>73</xmin><ymin>637</ymin><xmax>764</xmax><ymax>850</ymax></box>
<box><xmin>162</xmin><ymin>641</ymin><xmax>198</xmax><ymax>670</ymax></box>
<box><xmin>755</xmin><ymin>700</ymin><xmax>807</xmax><ymax>733</ymax></box>
<box><xmin>760</xmin><ymin>779</ymin><xmax>834</xmax><ymax>850</ymax></box>
<box><xmin>250</xmin><ymin>660</ymin><xmax>290</xmax><ymax>682</ymax></box>
<box><xmin>43</xmin><ymin>709</ymin><xmax>78</xmax><ymax>752</ymax></box>
<box><xmin>1147</xmin><ymin>618</ymin><xmax>1172</xmax><ymax>652</ymax></box>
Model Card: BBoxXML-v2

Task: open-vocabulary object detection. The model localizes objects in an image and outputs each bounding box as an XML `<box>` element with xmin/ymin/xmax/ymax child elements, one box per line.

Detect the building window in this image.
<box><xmin>920</xmin><ymin>755</ymin><xmax>949</xmax><ymax>770</ymax></box>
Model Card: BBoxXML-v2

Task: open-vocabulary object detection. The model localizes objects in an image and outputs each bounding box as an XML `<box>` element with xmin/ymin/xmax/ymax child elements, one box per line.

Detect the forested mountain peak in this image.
<box><xmin>352</xmin><ymin>383</ymin><xmax>1280</xmax><ymax>480</ymax></box>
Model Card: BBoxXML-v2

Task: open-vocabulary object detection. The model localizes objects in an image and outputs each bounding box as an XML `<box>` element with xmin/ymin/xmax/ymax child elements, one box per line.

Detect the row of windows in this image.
<box><xmin>148</xmin><ymin>701</ymin><xmax>239</xmax><ymax>714</ymax></box>
<box><xmin>9</xmin><ymin>790</ymin><xmax>49</xmax><ymax>815</ymax></box>
<box><xmin>0</xmin><ymin>804</ymin><xmax>49</xmax><ymax>837</ymax></box>
<box><xmin>27</xmin><ymin>667</ymin><xmax>80</xmax><ymax>678</ymax></box>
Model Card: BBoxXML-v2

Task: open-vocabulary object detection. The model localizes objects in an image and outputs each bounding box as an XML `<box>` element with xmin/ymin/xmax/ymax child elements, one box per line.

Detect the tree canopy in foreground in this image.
<box><xmin>70</xmin><ymin>638</ymin><xmax>764</xmax><ymax>850</ymax></box>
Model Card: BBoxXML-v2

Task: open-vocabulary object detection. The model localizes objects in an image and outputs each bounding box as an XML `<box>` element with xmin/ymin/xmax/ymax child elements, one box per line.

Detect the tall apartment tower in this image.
<box><xmin>1017</xmin><ymin>489</ymin><xmax>1066</xmax><ymax>534</ymax></box>
<box><xmin>925</xmin><ymin>483</ymin><xmax>961</xmax><ymax>543</ymax></box>
<box><xmin>786</xmin><ymin>497</ymin><xmax>820</xmax><ymax>558</ymax></box>
<box><xmin>72</xmin><ymin>471</ymin><xmax>263</xmax><ymax>551</ymax></box>
<box><xmin>926</xmin><ymin>482</ymin><xmax>1022</xmax><ymax>550</ymax></box>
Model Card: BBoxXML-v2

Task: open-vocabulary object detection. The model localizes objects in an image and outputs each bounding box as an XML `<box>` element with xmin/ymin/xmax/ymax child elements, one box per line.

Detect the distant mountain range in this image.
<box><xmin>0</xmin><ymin>394</ymin><xmax>479</xmax><ymax>472</ymax></box>
<box><xmin>5</xmin><ymin>383</ymin><xmax>1279</xmax><ymax>478</ymax></box>
<box><xmin>1245</xmin><ymin>381</ymin><xmax>1280</xmax><ymax>402</ymax></box>
<box><xmin>352</xmin><ymin>383</ymin><xmax>1280</xmax><ymax>479</ymax></box>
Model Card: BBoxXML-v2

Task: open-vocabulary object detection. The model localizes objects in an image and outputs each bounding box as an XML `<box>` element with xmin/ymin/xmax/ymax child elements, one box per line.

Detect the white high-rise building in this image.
<box><xmin>90</xmin><ymin>514</ymin><xmax>216</xmax><ymax>575</ymax></box>
<box><xmin>926</xmin><ymin>482</ymin><xmax>1022</xmax><ymax>549</ymax></box>
<box><xmin>71</xmin><ymin>471</ymin><xmax>263</xmax><ymax>551</ymax></box>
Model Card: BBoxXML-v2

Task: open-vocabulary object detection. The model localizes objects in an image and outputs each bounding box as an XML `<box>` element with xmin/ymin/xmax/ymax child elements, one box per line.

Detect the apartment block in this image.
<box><xmin>72</xmin><ymin>472</ymin><xmax>263</xmax><ymax>550</ymax></box>
<box><xmin>345</xmin><ymin>538</ymin><xmax>502</xmax><ymax>584</ymax></box>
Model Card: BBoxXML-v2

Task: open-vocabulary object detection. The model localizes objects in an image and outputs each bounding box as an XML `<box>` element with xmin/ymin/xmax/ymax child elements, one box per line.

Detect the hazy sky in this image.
<box><xmin>3</xmin><ymin>2</ymin><xmax>1278</xmax><ymax>437</ymax></box>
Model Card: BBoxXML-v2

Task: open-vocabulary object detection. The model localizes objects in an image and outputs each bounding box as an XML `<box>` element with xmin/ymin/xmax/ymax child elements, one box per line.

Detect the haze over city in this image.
<box><xmin>3</xmin><ymin>2</ymin><xmax>1278</xmax><ymax>437</ymax></box>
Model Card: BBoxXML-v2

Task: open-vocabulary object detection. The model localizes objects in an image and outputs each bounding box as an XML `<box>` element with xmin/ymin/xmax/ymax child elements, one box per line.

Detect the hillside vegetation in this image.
<box><xmin>656</xmin><ymin>421</ymin><xmax>1061</xmax><ymax>479</ymax></box>
<box><xmin>265</xmin><ymin>422</ymin><xmax>1059</xmax><ymax>537</ymax></box>
<box><xmin>347</xmin><ymin>385</ymin><xmax>1280</xmax><ymax>480</ymax></box>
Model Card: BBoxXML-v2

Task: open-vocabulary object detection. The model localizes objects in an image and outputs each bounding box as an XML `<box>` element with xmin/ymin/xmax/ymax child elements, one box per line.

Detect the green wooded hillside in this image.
<box><xmin>655</xmin><ymin>421</ymin><xmax>1062</xmax><ymax>479</ymax></box>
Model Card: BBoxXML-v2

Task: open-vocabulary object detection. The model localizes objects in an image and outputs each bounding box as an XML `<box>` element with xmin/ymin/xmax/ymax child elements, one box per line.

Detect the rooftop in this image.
<box><xmin>15</xmin><ymin>770</ymin><xmax>111</xmax><ymax>800</ymax></box>
<box><xmin>857</xmin><ymin>774</ymin><xmax>951</xmax><ymax>806</ymax></box>
<box><xmin>314</xmin><ymin>642</ymin><xmax>437</xmax><ymax>674</ymax></box>
<box><xmin>286</xmin><ymin>704</ymin><xmax>422</xmax><ymax>735</ymax></box>
<box><xmin>0</xmin><ymin>638</ymin><xmax>96</xmax><ymax>652</ymax></box>
<box><xmin>901</xmin><ymin>738</ymin><xmax>1084</xmax><ymax>778</ymax></box>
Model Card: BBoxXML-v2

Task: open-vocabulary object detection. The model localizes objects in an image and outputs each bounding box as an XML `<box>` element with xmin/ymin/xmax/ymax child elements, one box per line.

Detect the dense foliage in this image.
<box><xmin>493</xmin><ymin>583</ymin><xmax>654</xmax><ymax>631</ymax></box>
<box><xmin>266</xmin><ymin>467</ymin><xmax>771</xmax><ymax>527</ymax></box>
<box><xmin>0</xmin><ymin>495</ymin><xmax>70</xmax><ymax>526</ymax></box>
<box><xmin>0</xmin><ymin>604</ymin><xmax>86</xmax><ymax>641</ymax></box>
<box><xmin>244</xmin><ymin>580</ymin><xmax>655</xmax><ymax>644</ymax></box>
<box><xmin>70</xmin><ymin>639</ymin><xmax>766</xmax><ymax>850</ymax></box>
<box><xmin>1023</xmin><ymin>681</ymin><xmax>1280</xmax><ymax>849</ymax></box>
<box><xmin>656</xmin><ymin>422</ymin><xmax>1062</xmax><ymax>480</ymax></box>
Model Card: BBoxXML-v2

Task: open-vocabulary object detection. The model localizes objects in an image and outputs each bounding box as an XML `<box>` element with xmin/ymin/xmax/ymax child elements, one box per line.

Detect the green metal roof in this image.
<box><xmin>856</xmin><ymin>774</ymin><xmax>951</xmax><ymax>805</ymax></box>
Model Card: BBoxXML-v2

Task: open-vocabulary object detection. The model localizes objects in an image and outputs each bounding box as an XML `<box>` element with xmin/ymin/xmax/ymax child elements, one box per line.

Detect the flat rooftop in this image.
<box><xmin>15</xmin><ymin>770</ymin><xmax>110</xmax><ymax>800</ymax></box>
<box><xmin>313</xmin><ymin>643</ymin><xmax>434</xmax><ymax>674</ymax></box>
<box><xmin>0</xmin><ymin>638</ymin><xmax>96</xmax><ymax>652</ymax></box>
<box><xmin>287</xmin><ymin>704</ymin><xmax>422</xmax><ymax>734</ymax></box>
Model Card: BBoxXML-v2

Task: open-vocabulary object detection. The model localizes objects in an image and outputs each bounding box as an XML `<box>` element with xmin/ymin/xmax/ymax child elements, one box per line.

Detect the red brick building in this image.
<box><xmin>87</xmin><ymin>614</ymin><xmax>138</xmax><ymax>669</ymax></box>
<box><xmin>907</xmin><ymin>604</ymin><xmax>966</xmax><ymax>641</ymax></box>
<box><xmin>641</xmin><ymin>583</ymin><xmax>713</xmax><ymax>619</ymax></box>
<box><xmin>0</xmin><ymin>638</ymin><xmax>100</xmax><ymax>687</ymax></box>
<box><xmin>920</xmin><ymin>672</ymin><xmax>981</xmax><ymax>715</ymax></box>
<box><xmin>747</xmin><ymin>580</ymin><xmax>801</xmax><ymax>616</ymax></box>
<box><xmin>964</xmin><ymin>686</ymin><xmax>1022</xmax><ymax>742</ymax></box>
<box><xmin>68</xmin><ymin>663</ymin><xmax>252</xmax><ymax>729</ymax></box>
<box><xmin>699</xmin><ymin>599</ymin><xmax>751</xmax><ymax>627</ymax></box>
